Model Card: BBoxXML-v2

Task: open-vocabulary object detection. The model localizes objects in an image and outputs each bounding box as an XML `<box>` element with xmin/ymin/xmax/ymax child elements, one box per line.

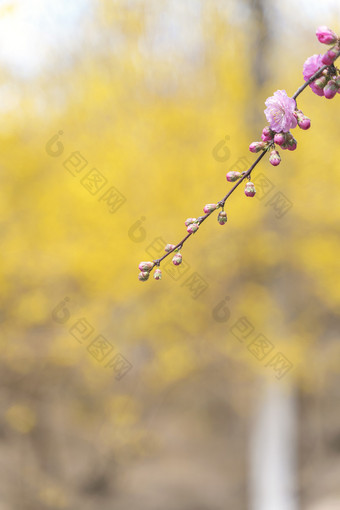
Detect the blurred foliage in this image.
<box><xmin>0</xmin><ymin>0</ymin><xmax>340</xmax><ymax>507</ymax></box>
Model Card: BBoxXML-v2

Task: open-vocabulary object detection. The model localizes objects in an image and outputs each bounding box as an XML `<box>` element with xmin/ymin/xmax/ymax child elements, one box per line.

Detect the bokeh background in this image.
<box><xmin>1</xmin><ymin>1</ymin><xmax>340</xmax><ymax>509</ymax></box>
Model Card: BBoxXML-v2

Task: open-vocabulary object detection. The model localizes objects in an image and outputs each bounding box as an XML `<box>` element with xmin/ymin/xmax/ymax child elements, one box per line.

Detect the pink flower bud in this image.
<box><xmin>299</xmin><ymin>117</ymin><xmax>311</xmax><ymax>130</ymax></box>
<box><xmin>287</xmin><ymin>137</ymin><xmax>297</xmax><ymax>151</ymax></box>
<box><xmin>261</xmin><ymin>126</ymin><xmax>274</xmax><ymax>142</ymax></box>
<box><xmin>172</xmin><ymin>253</ymin><xmax>182</xmax><ymax>266</ymax></box>
<box><xmin>138</xmin><ymin>271</ymin><xmax>150</xmax><ymax>281</ymax></box>
<box><xmin>321</xmin><ymin>44</ymin><xmax>340</xmax><ymax>65</ymax></box>
<box><xmin>336</xmin><ymin>76</ymin><xmax>340</xmax><ymax>93</ymax></box>
<box><xmin>269</xmin><ymin>149</ymin><xmax>281</xmax><ymax>166</ymax></box>
<box><xmin>324</xmin><ymin>79</ymin><xmax>338</xmax><ymax>99</ymax></box>
<box><xmin>153</xmin><ymin>268</ymin><xmax>162</xmax><ymax>280</ymax></box>
<box><xmin>226</xmin><ymin>171</ymin><xmax>241</xmax><ymax>182</ymax></box>
<box><xmin>185</xmin><ymin>217</ymin><xmax>197</xmax><ymax>227</ymax></box>
<box><xmin>249</xmin><ymin>141</ymin><xmax>267</xmax><ymax>153</ymax></box>
<box><xmin>165</xmin><ymin>243</ymin><xmax>176</xmax><ymax>252</ymax></box>
<box><xmin>217</xmin><ymin>210</ymin><xmax>227</xmax><ymax>225</ymax></box>
<box><xmin>314</xmin><ymin>76</ymin><xmax>327</xmax><ymax>93</ymax></box>
<box><xmin>316</xmin><ymin>26</ymin><xmax>338</xmax><ymax>45</ymax></box>
<box><xmin>187</xmin><ymin>222</ymin><xmax>199</xmax><ymax>234</ymax></box>
<box><xmin>138</xmin><ymin>261</ymin><xmax>154</xmax><ymax>272</ymax></box>
<box><xmin>273</xmin><ymin>133</ymin><xmax>286</xmax><ymax>146</ymax></box>
<box><xmin>295</xmin><ymin>109</ymin><xmax>311</xmax><ymax>130</ymax></box>
<box><xmin>244</xmin><ymin>182</ymin><xmax>256</xmax><ymax>197</ymax></box>
<box><xmin>203</xmin><ymin>203</ymin><xmax>217</xmax><ymax>214</ymax></box>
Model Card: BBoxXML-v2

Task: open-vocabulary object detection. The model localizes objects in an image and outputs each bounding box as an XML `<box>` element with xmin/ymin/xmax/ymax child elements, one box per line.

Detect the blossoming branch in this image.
<box><xmin>138</xmin><ymin>26</ymin><xmax>340</xmax><ymax>282</ymax></box>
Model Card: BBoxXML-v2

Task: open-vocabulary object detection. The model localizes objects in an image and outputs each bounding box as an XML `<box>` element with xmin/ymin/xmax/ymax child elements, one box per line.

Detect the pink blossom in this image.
<box><xmin>303</xmin><ymin>54</ymin><xmax>324</xmax><ymax>96</ymax></box>
<box><xmin>264</xmin><ymin>90</ymin><xmax>297</xmax><ymax>133</ymax></box>
<box><xmin>316</xmin><ymin>26</ymin><xmax>337</xmax><ymax>45</ymax></box>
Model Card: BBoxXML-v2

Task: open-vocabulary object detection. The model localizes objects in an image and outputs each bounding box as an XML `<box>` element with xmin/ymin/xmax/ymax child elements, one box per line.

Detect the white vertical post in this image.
<box><xmin>249</xmin><ymin>381</ymin><xmax>299</xmax><ymax>510</ymax></box>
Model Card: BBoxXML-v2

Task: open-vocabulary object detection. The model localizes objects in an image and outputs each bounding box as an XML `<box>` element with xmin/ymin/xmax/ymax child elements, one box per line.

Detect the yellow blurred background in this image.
<box><xmin>1</xmin><ymin>1</ymin><xmax>340</xmax><ymax>508</ymax></box>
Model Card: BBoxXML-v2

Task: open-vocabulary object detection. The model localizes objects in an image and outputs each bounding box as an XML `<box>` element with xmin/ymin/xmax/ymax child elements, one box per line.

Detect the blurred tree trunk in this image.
<box><xmin>246</xmin><ymin>1</ymin><xmax>299</xmax><ymax>509</ymax></box>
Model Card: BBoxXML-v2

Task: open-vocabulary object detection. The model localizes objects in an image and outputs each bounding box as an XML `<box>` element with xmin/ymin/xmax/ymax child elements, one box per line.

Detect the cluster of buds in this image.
<box><xmin>304</xmin><ymin>27</ymin><xmax>340</xmax><ymax>99</ymax></box>
<box><xmin>138</xmin><ymin>242</ymin><xmax>184</xmax><ymax>281</ymax></box>
<box><xmin>314</xmin><ymin>71</ymin><xmax>340</xmax><ymax>99</ymax></box>
<box><xmin>249</xmin><ymin>106</ymin><xmax>310</xmax><ymax>169</ymax></box>
<box><xmin>185</xmin><ymin>217</ymin><xmax>200</xmax><ymax>234</ymax></box>
<box><xmin>318</xmin><ymin>25</ymin><xmax>340</xmax><ymax>68</ymax></box>
<box><xmin>138</xmin><ymin>261</ymin><xmax>155</xmax><ymax>281</ymax></box>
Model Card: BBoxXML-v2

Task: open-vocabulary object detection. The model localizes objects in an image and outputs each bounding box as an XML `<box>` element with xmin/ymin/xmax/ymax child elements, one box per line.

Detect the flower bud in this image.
<box><xmin>321</xmin><ymin>44</ymin><xmax>340</xmax><ymax>65</ymax></box>
<box><xmin>298</xmin><ymin>117</ymin><xmax>311</xmax><ymax>130</ymax></box>
<box><xmin>172</xmin><ymin>253</ymin><xmax>182</xmax><ymax>266</ymax></box>
<box><xmin>185</xmin><ymin>217</ymin><xmax>197</xmax><ymax>227</ymax></box>
<box><xmin>294</xmin><ymin>109</ymin><xmax>311</xmax><ymax>130</ymax></box>
<box><xmin>226</xmin><ymin>171</ymin><xmax>241</xmax><ymax>182</ymax></box>
<box><xmin>217</xmin><ymin>210</ymin><xmax>227</xmax><ymax>225</ymax></box>
<box><xmin>138</xmin><ymin>261</ymin><xmax>154</xmax><ymax>272</ymax></box>
<box><xmin>261</xmin><ymin>126</ymin><xmax>274</xmax><ymax>142</ymax></box>
<box><xmin>249</xmin><ymin>141</ymin><xmax>267</xmax><ymax>153</ymax></box>
<box><xmin>273</xmin><ymin>133</ymin><xmax>286</xmax><ymax>146</ymax></box>
<box><xmin>153</xmin><ymin>268</ymin><xmax>162</xmax><ymax>280</ymax></box>
<box><xmin>314</xmin><ymin>76</ymin><xmax>328</xmax><ymax>92</ymax></box>
<box><xmin>138</xmin><ymin>271</ymin><xmax>150</xmax><ymax>281</ymax></box>
<box><xmin>203</xmin><ymin>203</ymin><xmax>217</xmax><ymax>214</ymax></box>
<box><xmin>286</xmin><ymin>135</ymin><xmax>297</xmax><ymax>151</ymax></box>
<box><xmin>165</xmin><ymin>243</ymin><xmax>176</xmax><ymax>252</ymax></box>
<box><xmin>269</xmin><ymin>149</ymin><xmax>281</xmax><ymax>166</ymax></box>
<box><xmin>187</xmin><ymin>222</ymin><xmax>199</xmax><ymax>234</ymax></box>
<box><xmin>324</xmin><ymin>79</ymin><xmax>338</xmax><ymax>99</ymax></box>
<box><xmin>316</xmin><ymin>26</ymin><xmax>338</xmax><ymax>45</ymax></box>
<box><xmin>244</xmin><ymin>182</ymin><xmax>256</xmax><ymax>197</ymax></box>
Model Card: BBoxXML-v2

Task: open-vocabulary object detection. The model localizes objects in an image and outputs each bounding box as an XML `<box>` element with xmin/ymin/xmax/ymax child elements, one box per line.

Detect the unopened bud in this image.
<box><xmin>153</xmin><ymin>268</ymin><xmax>162</xmax><ymax>280</ymax></box>
<box><xmin>138</xmin><ymin>271</ymin><xmax>150</xmax><ymax>281</ymax></box>
<box><xmin>314</xmin><ymin>76</ymin><xmax>328</xmax><ymax>91</ymax></box>
<box><xmin>138</xmin><ymin>261</ymin><xmax>154</xmax><ymax>272</ymax></box>
<box><xmin>226</xmin><ymin>171</ymin><xmax>241</xmax><ymax>182</ymax></box>
<box><xmin>273</xmin><ymin>133</ymin><xmax>286</xmax><ymax>146</ymax></box>
<box><xmin>203</xmin><ymin>203</ymin><xmax>217</xmax><ymax>213</ymax></box>
<box><xmin>287</xmin><ymin>137</ymin><xmax>297</xmax><ymax>151</ymax></box>
<box><xmin>244</xmin><ymin>182</ymin><xmax>256</xmax><ymax>197</ymax></box>
<box><xmin>261</xmin><ymin>126</ymin><xmax>274</xmax><ymax>142</ymax></box>
<box><xmin>249</xmin><ymin>141</ymin><xmax>267</xmax><ymax>153</ymax></box>
<box><xmin>324</xmin><ymin>79</ymin><xmax>338</xmax><ymax>99</ymax></box>
<box><xmin>316</xmin><ymin>26</ymin><xmax>338</xmax><ymax>45</ymax></box>
<box><xmin>322</xmin><ymin>44</ymin><xmax>340</xmax><ymax>65</ymax></box>
<box><xmin>165</xmin><ymin>243</ymin><xmax>176</xmax><ymax>252</ymax></box>
<box><xmin>172</xmin><ymin>253</ymin><xmax>182</xmax><ymax>266</ymax></box>
<box><xmin>269</xmin><ymin>149</ymin><xmax>281</xmax><ymax>166</ymax></box>
<box><xmin>299</xmin><ymin>117</ymin><xmax>311</xmax><ymax>130</ymax></box>
<box><xmin>217</xmin><ymin>210</ymin><xmax>228</xmax><ymax>225</ymax></box>
<box><xmin>187</xmin><ymin>222</ymin><xmax>199</xmax><ymax>234</ymax></box>
<box><xmin>295</xmin><ymin>109</ymin><xmax>311</xmax><ymax>130</ymax></box>
<box><xmin>185</xmin><ymin>217</ymin><xmax>197</xmax><ymax>227</ymax></box>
